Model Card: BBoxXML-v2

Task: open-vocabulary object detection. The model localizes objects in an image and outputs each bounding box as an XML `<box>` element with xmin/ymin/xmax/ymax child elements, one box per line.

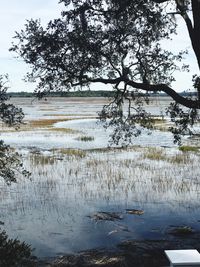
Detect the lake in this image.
<box><xmin>0</xmin><ymin>97</ymin><xmax>199</xmax><ymax>259</ymax></box>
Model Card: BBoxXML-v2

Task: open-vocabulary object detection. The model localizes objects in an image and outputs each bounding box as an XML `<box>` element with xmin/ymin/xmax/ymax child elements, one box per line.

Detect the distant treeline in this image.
<box><xmin>8</xmin><ymin>90</ymin><xmax>198</xmax><ymax>98</ymax></box>
<box><xmin>8</xmin><ymin>90</ymin><xmax>116</xmax><ymax>98</ymax></box>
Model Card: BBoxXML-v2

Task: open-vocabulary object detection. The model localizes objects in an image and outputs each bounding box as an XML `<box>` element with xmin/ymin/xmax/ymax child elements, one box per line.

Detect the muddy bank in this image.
<box><xmin>37</xmin><ymin>236</ymin><xmax>200</xmax><ymax>267</ymax></box>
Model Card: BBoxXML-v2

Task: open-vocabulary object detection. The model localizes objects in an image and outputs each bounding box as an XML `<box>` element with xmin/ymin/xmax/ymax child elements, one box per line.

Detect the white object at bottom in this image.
<box><xmin>165</xmin><ymin>249</ymin><xmax>200</xmax><ymax>266</ymax></box>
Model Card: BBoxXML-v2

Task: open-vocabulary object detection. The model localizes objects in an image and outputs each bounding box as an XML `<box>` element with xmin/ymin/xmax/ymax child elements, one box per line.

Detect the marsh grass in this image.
<box><xmin>29</xmin><ymin>154</ymin><xmax>57</xmax><ymax>166</ymax></box>
<box><xmin>179</xmin><ymin>146</ymin><xmax>200</xmax><ymax>153</ymax></box>
<box><xmin>28</xmin><ymin>118</ymin><xmax>69</xmax><ymax>128</ymax></box>
<box><xmin>0</xmin><ymin>128</ymin><xmax>17</xmax><ymax>133</ymax></box>
<box><xmin>152</xmin><ymin>118</ymin><xmax>166</xmax><ymax>125</ymax></box>
<box><xmin>0</xmin><ymin>118</ymin><xmax>73</xmax><ymax>132</ymax></box>
<box><xmin>48</xmin><ymin>127</ymin><xmax>80</xmax><ymax>134</ymax></box>
<box><xmin>52</xmin><ymin>148</ymin><xmax>87</xmax><ymax>158</ymax></box>
<box><xmin>76</xmin><ymin>136</ymin><xmax>95</xmax><ymax>142</ymax></box>
<box><xmin>0</xmin><ymin>144</ymin><xmax>200</xmax><ymax>260</ymax></box>
<box><xmin>142</xmin><ymin>147</ymin><xmax>193</xmax><ymax>165</ymax></box>
<box><xmin>39</xmin><ymin>108</ymin><xmax>57</xmax><ymax>111</ymax></box>
<box><xmin>27</xmin><ymin>117</ymin><xmax>97</xmax><ymax>129</ymax></box>
<box><xmin>43</xmin><ymin>113</ymin><xmax>93</xmax><ymax>117</ymax></box>
<box><xmin>143</xmin><ymin>147</ymin><xmax>166</xmax><ymax>161</ymax></box>
<box><xmin>86</xmin><ymin>159</ymin><xmax>105</xmax><ymax>167</ymax></box>
<box><xmin>169</xmin><ymin>153</ymin><xmax>191</xmax><ymax>164</ymax></box>
<box><xmin>154</xmin><ymin>125</ymin><xmax>170</xmax><ymax>132</ymax></box>
<box><xmin>86</xmin><ymin>145</ymin><xmax>141</xmax><ymax>154</ymax></box>
<box><xmin>151</xmin><ymin>118</ymin><xmax>170</xmax><ymax>132</ymax></box>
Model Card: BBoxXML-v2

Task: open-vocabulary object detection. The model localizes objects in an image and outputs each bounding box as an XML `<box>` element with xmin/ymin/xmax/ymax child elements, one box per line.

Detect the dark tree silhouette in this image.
<box><xmin>0</xmin><ymin>75</ymin><xmax>30</xmax><ymax>184</ymax></box>
<box><xmin>10</xmin><ymin>0</ymin><xmax>200</xmax><ymax>144</ymax></box>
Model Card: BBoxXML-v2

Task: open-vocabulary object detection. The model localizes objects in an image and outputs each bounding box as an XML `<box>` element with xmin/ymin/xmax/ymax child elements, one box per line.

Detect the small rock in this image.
<box><xmin>126</xmin><ymin>209</ymin><xmax>144</xmax><ymax>215</ymax></box>
<box><xmin>88</xmin><ymin>211</ymin><xmax>123</xmax><ymax>221</ymax></box>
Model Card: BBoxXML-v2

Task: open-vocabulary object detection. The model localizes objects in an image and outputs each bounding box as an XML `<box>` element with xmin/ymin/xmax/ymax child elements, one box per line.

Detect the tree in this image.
<box><xmin>0</xmin><ymin>230</ymin><xmax>33</xmax><ymax>267</ymax></box>
<box><xmin>10</xmin><ymin>0</ymin><xmax>200</xmax><ymax>145</ymax></box>
<box><xmin>0</xmin><ymin>75</ymin><xmax>30</xmax><ymax>184</ymax></box>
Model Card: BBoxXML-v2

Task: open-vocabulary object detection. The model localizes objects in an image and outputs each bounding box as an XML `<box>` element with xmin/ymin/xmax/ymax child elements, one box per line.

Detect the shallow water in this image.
<box><xmin>0</xmin><ymin>97</ymin><xmax>199</xmax><ymax>259</ymax></box>
<box><xmin>1</xmin><ymin>97</ymin><xmax>177</xmax><ymax>149</ymax></box>
<box><xmin>0</xmin><ymin>148</ymin><xmax>200</xmax><ymax>258</ymax></box>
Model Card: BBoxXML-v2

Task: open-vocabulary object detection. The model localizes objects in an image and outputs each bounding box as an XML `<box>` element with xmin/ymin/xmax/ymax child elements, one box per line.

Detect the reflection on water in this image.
<box><xmin>0</xmin><ymin>147</ymin><xmax>199</xmax><ymax>258</ymax></box>
<box><xmin>0</xmin><ymin>97</ymin><xmax>199</xmax><ymax>258</ymax></box>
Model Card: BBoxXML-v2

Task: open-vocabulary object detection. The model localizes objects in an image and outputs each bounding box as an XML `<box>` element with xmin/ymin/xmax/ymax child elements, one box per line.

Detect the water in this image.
<box><xmin>0</xmin><ymin>97</ymin><xmax>199</xmax><ymax>259</ymax></box>
<box><xmin>1</xmin><ymin>96</ymin><xmax>176</xmax><ymax>149</ymax></box>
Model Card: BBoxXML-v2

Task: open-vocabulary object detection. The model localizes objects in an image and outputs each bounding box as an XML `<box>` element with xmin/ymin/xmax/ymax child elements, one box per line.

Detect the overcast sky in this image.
<box><xmin>0</xmin><ymin>0</ymin><xmax>63</xmax><ymax>92</ymax></box>
<box><xmin>0</xmin><ymin>1</ymin><xmax>198</xmax><ymax>92</ymax></box>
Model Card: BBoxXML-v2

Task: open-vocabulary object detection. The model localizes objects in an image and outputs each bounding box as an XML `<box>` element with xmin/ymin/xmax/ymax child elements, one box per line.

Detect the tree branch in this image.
<box><xmin>152</xmin><ymin>0</ymin><xmax>169</xmax><ymax>2</ymax></box>
<box><xmin>86</xmin><ymin>76</ymin><xmax>200</xmax><ymax>109</ymax></box>
<box><xmin>176</xmin><ymin>0</ymin><xmax>200</xmax><ymax>69</ymax></box>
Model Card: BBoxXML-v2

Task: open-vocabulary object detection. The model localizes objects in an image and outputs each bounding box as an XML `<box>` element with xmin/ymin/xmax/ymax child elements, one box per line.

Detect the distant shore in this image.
<box><xmin>7</xmin><ymin>90</ymin><xmax>198</xmax><ymax>98</ymax></box>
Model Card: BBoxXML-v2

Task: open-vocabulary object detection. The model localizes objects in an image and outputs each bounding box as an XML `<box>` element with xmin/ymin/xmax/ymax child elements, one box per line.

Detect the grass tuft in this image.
<box><xmin>30</xmin><ymin>154</ymin><xmax>57</xmax><ymax>166</ymax></box>
<box><xmin>169</xmin><ymin>153</ymin><xmax>190</xmax><ymax>164</ymax></box>
<box><xmin>58</xmin><ymin>148</ymin><xmax>86</xmax><ymax>158</ymax></box>
<box><xmin>49</xmin><ymin>127</ymin><xmax>80</xmax><ymax>134</ymax></box>
<box><xmin>76</xmin><ymin>136</ymin><xmax>94</xmax><ymax>142</ymax></box>
<box><xmin>179</xmin><ymin>146</ymin><xmax>199</xmax><ymax>153</ymax></box>
<box><xmin>143</xmin><ymin>147</ymin><xmax>166</xmax><ymax>161</ymax></box>
<box><xmin>28</xmin><ymin>118</ymin><xmax>69</xmax><ymax>128</ymax></box>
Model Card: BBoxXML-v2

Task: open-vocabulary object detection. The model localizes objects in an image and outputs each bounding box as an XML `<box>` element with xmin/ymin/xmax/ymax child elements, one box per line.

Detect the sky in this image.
<box><xmin>0</xmin><ymin>1</ymin><xmax>199</xmax><ymax>92</ymax></box>
<box><xmin>0</xmin><ymin>0</ymin><xmax>64</xmax><ymax>92</ymax></box>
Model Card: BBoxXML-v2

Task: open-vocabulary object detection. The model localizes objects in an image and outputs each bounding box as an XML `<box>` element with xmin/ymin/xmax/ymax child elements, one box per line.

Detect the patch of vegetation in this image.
<box><xmin>86</xmin><ymin>147</ymin><xmax>111</xmax><ymax>153</ymax></box>
<box><xmin>30</xmin><ymin>154</ymin><xmax>57</xmax><ymax>166</ymax></box>
<box><xmin>50</xmin><ymin>240</ymin><xmax>181</xmax><ymax>267</ymax></box>
<box><xmin>142</xmin><ymin>147</ymin><xmax>192</xmax><ymax>165</ymax></box>
<box><xmin>169</xmin><ymin>226</ymin><xmax>194</xmax><ymax>236</ymax></box>
<box><xmin>49</xmin><ymin>127</ymin><xmax>80</xmax><ymax>134</ymax></box>
<box><xmin>87</xmin><ymin>145</ymin><xmax>141</xmax><ymax>154</ymax></box>
<box><xmin>28</xmin><ymin>118</ymin><xmax>69</xmax><ymax>128</ymax></box>
<box><xmin>122</xmin><ymin>159</ymin><xmax>135</xmax><ymax>168</ymax></box>
<box><xmin>152</xmin><ymin>118</ymin><xmax>166</xmax><ymax>124</ymax></box>
<box><xmin>169</xmin><ymin>153</ymin><xmax>190</xmax><ymax>164</ymax></box>
<box><xmin>57</xmin><ymin>148</ymin><xmax>86</xmax><ymax>158</ymax></box>
<box><xmin>51</xmin><ymin>249</ymin><xmax>125</xmax><ymax>267</ymax></box>
<box><xmin>28</xmin><ymin>117</ymin><xmax>97</xmax><ymax>130</ymax></box>
<box><xmin>0</xmin><ymin>230</ymin><xmax>34</xmax><ymax>267</ymax></box>
<box><xmin>153</xmin><ymin>125</ymin><xmax>170</xmax><ymax>132</ymax></box>
<box><xmin>151</xmin><ymin>117</ymin><xmax>169</xmax><ymax>132</ymax></box>
<box><xmin>43</xmin><ymin>113</ymin><xmax>88</xmax><ymax>117</ymax></box>
<box><xmin>86</xmin><ymin>159</ymin><xmax>105</xmax><ymax>167</ymax></box>
<box><xmin>179</xmin><ymin>146</ymin><xmax>200</xmax><ymax>153</ymax></box>
<box><xmin>39</xmin><ymin>108</ymin><xmax>57</xmax><ymax>111</ymax></box>
<box><xmin>143</xmin><ymin>148</ymin><xmax>166</xmax><ymax>161</ymax></box>
<box><xmin>76</xmin><ymin>136</ymin><xmax>95</xmax><ymax>142</ymax></box>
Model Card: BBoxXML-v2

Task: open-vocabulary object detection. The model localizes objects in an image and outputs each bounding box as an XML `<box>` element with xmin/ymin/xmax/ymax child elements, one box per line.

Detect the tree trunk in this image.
<box><xmin>190</xmin><ymin>0</ymin><xmax>200</xmax><ymax>69</ymax></box>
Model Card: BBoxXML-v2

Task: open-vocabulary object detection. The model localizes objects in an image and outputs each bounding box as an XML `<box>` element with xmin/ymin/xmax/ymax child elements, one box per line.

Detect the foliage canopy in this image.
<box><xmin>0</xmin><ymin>75</ymin><xmax>30</xmax><ymax>184</ymax></box>
<box><xmin>11</xmin><ymin>0</ymin><xmax>200</xmax><ymax>144</ymax></box>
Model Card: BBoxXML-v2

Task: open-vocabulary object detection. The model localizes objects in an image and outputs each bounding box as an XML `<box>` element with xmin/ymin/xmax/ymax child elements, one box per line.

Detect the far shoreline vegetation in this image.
<box><xmin>8</xmin><ymin>90</ymin><xmax>198</xmax><ymax>98</ymax></box>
